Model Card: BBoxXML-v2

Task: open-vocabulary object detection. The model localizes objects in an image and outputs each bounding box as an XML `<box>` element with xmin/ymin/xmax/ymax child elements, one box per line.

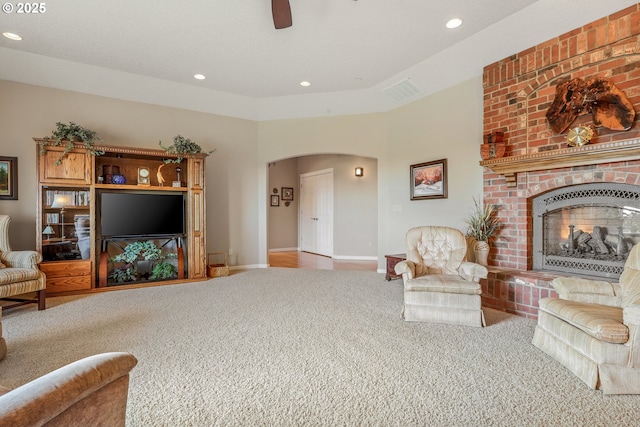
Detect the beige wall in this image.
<box><xmin>259</xmin><ymin>77</ymin><xmax>485</xmax><ymax>268</ymax></box>
<box><xmin>0</xmin><ymin>80</ymin><xmax>259</xmax><ymax>267</ymax></box>
<box><xmin>267</xmin><ymin>157</ymin><xmax>299</xmax><ymax>251</ymax></box>
<box><xmin>0</xmin><ymin>76</ymin><xmax>485</xmax><ymax>269</ymax></box>
<box><xmin>385</xmin><ymin>77</ymin><xmax>485</xmax><ymax>253</ymax></box>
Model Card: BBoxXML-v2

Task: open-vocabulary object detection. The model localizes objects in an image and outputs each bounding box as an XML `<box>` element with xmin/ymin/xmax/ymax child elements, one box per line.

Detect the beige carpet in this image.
<box><xmin>1</xmin><ymin>268</ymin><xmax>639</xmax><ymax>426</ymax></box>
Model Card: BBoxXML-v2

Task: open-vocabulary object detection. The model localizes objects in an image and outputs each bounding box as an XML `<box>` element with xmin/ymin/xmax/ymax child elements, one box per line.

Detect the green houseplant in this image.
<box><xmin>159</xmin><ymin>135</ymin><xmax>215</xmax><ymax>164</ymax></box>
<box><xmin>42</xmin><ymin>121</ymin><xmax>105</xmax><ymax>165</ymax></box>
<box><xmin>149</xmin><ymin>261</ymin><xmax>178</xmax><ymax>280</ymax></box>
<box><xmin>464</xmin><ymin>197</ymin><xmax>502</xmax><ymax>266</ymax></box>
<box><xmin>108</xmin><ymin>240</ymin><xmax>177</xmax><ymax>283</ymax></box>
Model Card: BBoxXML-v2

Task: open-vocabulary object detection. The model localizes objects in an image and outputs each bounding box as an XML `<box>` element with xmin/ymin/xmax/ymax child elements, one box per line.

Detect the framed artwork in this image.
<box><xmin>270</xmin><ymin>195</ymin><xmax>280</xmax><ymax>206</ymax></box>
<box><xmin>0</xmin><ymin>156</ymin><xmax>17</xmax><ymax>200</ymax></box>
<box><xmin>410</xmin><ymin>158</ymin><xmax>447</xmax><ymax>200</ymax></box>
<box><xmin>281</xmin><ymin>187</ymin><xmax>294</xmax><ymax>201</ymax></box>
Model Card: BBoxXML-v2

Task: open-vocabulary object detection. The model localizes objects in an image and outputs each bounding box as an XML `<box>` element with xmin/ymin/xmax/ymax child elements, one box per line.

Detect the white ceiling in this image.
<box><xmin>0</xmin><ymin>0</ymin><xmax>637</xmax><ymax>120</ymax></box>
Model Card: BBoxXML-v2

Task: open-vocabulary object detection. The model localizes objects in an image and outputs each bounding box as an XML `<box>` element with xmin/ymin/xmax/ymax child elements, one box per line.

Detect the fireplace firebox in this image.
<box><xmin>533</xmin><ymin>183</ymin><xmax>640</xmax><ymax>279</ymax></box>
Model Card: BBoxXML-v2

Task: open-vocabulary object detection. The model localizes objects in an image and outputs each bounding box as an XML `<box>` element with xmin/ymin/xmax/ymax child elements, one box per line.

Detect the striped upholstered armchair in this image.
<box><xmin>394</xmin><ymin>226</ymin><xmax>488</xmax><ymax>327</ymax></box>
<box><xmin>0</xmin><ymin>215</ymin><xmax>46</xmax><ymax>311</ymax></box>
<box><xmin>533</xmin><ymin>242</ymin><xmax>640</xmax><ymax>394</ymax></box>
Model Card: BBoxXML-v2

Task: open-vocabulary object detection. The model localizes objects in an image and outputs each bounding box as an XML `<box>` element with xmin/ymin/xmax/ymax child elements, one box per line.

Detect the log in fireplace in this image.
<box><xmin>533</xmin><ymin>183</ymin><xmax>640</xmax><ymax>279</ymax></box>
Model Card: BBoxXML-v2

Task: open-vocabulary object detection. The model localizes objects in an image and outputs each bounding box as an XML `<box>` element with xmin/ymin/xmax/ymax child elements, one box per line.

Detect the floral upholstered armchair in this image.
<box><xmin>533</xmin><ymin>242</ymin><xmax>640</xmax><ymax>394</ymax></box>
<box><xmin>394</xmin><ymin>226</ymin><xmax>488</xmax><ymax>327</ymax></box>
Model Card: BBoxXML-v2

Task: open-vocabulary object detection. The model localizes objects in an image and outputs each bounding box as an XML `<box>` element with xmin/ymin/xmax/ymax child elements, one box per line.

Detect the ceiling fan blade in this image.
<box><xmin>272</xmin><ymin>0</ymin><xmax>292</xmax><ymax>29</ymax></box>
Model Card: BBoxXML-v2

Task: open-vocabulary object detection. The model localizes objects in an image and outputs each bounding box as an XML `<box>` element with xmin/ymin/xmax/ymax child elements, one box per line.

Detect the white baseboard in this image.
<box><xmin>229</xmin><ymin>264</ymin><xmax>268</xmax><ymax>270</ymax></box>
<box><xmin>332</xmin><ymin>255</ymin><xmax>378</xmax><ymax>261</ymax></box>
<box><xmin>229</xmin><ymin>264</ymin><xmax>388</xmax><ymax>275</ymax></box>
<box><xmin>268</xmin><ymin>249</ymin><xmax>377</xmax><ymax>261</ymax></box>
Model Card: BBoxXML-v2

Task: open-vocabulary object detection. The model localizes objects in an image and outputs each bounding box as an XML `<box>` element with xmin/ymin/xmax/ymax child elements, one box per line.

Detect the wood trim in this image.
<box><xmin>479</xmin><ymin>138</ymin><xmax>640</xmax><ymax>187</ymax></box>
<box><xmin>99</xmin><ymin>250</ymin><xmax>108</xmax><ymax>288</ymax></box>
<box><xmin>34</xmin><ymin>139</ymin><xmax>209</xmax><ymax>161</ymax></box>
<box><xmin>45</xmin><ymin>277</ymin><xmax>205</xmax><ymax>297</ymax></box>
<box><xmin>177</xmin><ymin>246</ymin><xmax>185</xmax><ymax>280</ymax></box>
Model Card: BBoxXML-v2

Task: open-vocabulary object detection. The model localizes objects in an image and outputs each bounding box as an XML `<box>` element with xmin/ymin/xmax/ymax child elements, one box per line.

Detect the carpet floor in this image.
<box><xmin>1</xmin><ymin>268</ymin><xmax>639</xmax><ymax>426</ymax></box>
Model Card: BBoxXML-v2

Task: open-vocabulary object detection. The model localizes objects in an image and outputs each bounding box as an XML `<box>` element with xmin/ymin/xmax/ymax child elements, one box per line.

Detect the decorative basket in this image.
<box><xmin>207</xmin><ymin>252</ymin><xmax>229</xmax><ymax>278</ymax></box>
<box><xmin>480</xmin><ymin>143</ymin><xmax>506</xmax><ymax>160</ymax></box>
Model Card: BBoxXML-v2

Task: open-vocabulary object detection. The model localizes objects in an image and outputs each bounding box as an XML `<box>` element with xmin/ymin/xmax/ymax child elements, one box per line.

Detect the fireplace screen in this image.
<box><xmin>533</xmin><ymin>183</ymin><xmax>640</xmax><ymax>279</ymax></box>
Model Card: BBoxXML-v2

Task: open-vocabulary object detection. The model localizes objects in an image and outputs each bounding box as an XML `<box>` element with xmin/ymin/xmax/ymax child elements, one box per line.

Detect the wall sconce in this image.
<box><xmin>355</xmin><ymin>167</ymin><xmax>364</xmax><ymax>178</ymax></box>
<box><xmin>51</xmin><ymin>193</ymin><xmax>72</xmax><ymax>239</ymax></box>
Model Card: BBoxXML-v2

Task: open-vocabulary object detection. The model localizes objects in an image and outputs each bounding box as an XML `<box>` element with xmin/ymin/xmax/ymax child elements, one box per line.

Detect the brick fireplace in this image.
<box><xmin>479</xmin><ymin>4</ymin><xmax>640</xmax><ymax>319</ymax></box>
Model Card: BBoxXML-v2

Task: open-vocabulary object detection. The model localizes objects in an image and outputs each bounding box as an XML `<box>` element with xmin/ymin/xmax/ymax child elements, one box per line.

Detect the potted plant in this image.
<box><xmin>41</xmin><ymin>121</ymin><xmax>105</xmax><ymax>165</ymax></box>
<box><xmin>159</xmin><ymin>135</ymin><xmax>215</xmax><ymax>164</ymax></box>
<box><xmin>108</xmin><ymin>240</ymin><xmax>177</xmax><ymax>283</ymax></box>
<box><xmin>464</xmin><ymin>197</ymin><xmax>502</xmax><ymax>266</ymax></box>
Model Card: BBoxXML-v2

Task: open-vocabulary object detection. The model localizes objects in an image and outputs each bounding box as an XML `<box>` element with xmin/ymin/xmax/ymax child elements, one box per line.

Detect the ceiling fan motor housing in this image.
<box><xmin>272</xmin><ymin>0</ymin><xmax>292</xmax><ymax>29</ymax></box>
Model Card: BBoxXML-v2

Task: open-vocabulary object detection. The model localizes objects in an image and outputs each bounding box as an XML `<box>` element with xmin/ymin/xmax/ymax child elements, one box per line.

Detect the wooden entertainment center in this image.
<box><xmin>34</xmin><ymin>139</ymin><xmax>208</xmax><ymax>295</ymax></box>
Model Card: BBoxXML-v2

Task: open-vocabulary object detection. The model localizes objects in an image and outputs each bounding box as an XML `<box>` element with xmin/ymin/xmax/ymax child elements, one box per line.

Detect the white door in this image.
<box><xmin>299</xmin><ymin>169</ymin><xmax>333</xmax><ymax>256</ymax></box>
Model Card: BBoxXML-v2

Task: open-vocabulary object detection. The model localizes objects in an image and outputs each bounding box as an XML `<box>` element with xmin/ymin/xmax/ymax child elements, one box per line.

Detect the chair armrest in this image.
<box><xmin>394</xmin><ymin>260</ymin><xmax>415</xmax><ymax>280</ymax></box>
<box><xmin>552</xmin><ymin>277</ymin><xmax>621</xmax><ymax>306</ymax></box>
<box><xmin>0</xmin><ymin>352</ymin><xmax>137</xmax><ymax>427</ymax></box>
<box><xmin>458</xmin><ymin>261</ymin><xmax>488</xmax><ymax>282</ymax></box>
<box><xmin>0</xmin><ymin>251</ymin><xmax>42</xmax><ymax>269</ymax></box>
<box><xmin>624</xmin><ymin>304</ymin><xmax>640</xmax><ymax>326</ymax></box>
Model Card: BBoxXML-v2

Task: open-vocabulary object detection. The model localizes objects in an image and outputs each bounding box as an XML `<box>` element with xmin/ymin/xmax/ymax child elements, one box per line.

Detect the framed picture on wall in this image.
<box><xmin>281</xmin><ymin>187</ymin><xmax>294</xmax><ymax>201</ymax></box>
<box><xmin>0</xmin><ymin>156</ymin><xmax>17</xmax><ymax>200</ymax></box>
<box><xmin>410</xmin><ymin>158</ymin><xmax>447</xmax><ymax>201</ymax></box>
<box><xmin>270</xmin><ymin>195</ymin><xmax>280</xmax><ymax>206</ymax></box>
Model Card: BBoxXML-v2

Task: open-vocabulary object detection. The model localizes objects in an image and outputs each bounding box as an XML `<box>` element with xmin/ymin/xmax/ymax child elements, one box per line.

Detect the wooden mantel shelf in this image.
<box><xmin>479</xmin><ymin>138</ymin><xmax>640</xmax><ymax>187</ymax></box>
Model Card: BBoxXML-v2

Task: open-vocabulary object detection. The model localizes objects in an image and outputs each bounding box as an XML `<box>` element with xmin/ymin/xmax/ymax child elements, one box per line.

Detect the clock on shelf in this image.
<box><xmin>137</xmin><ymin>167</ymin><xmax>151</xmax><ymax>186</ymax></box>
<box><xmin>566</xmin><ymin>125</ymin><xmax>594</xmax><ymax>147</ymax></box>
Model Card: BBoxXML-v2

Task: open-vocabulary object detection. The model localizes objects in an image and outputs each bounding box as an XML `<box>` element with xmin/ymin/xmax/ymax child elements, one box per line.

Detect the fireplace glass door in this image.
<box><xmin>533</xmin><ymin>183</ymin><xmax>640</xmax><ymax>279</ymax></box>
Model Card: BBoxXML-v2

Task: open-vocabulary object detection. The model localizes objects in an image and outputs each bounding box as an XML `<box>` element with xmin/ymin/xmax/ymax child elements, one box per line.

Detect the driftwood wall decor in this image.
<box><xmin>546</xmin><ymin>77</ymin><xmax>635</xmax><ymax>134</ymax></box>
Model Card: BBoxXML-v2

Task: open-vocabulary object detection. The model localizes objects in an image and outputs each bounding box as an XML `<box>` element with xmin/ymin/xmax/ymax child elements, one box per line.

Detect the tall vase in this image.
<box><xmin>474</xmin><ymin>240</ymin><xmax>490</xmax><ymax>266</ymax></box>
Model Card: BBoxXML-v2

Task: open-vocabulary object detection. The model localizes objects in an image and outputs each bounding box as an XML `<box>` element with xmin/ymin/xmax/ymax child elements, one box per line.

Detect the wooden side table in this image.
<box><xmin>385</xmin><ymin>253</ymin><xmax>406</xmax><ymax>281</ymax></box>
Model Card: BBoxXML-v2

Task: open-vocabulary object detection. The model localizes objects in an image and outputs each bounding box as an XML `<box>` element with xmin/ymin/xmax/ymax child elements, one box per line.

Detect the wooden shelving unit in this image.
<box><xmin>35</xmin><ymin>139</ymin><xmax>208</xmax><ymax>295</ymax></box>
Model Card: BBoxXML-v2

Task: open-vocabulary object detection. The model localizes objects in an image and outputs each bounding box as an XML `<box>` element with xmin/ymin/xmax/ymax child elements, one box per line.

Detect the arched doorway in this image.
<box><xmin>267</xmin><ymin>153</ymin><xmax>378</xmax><ymax>270</ymax></box>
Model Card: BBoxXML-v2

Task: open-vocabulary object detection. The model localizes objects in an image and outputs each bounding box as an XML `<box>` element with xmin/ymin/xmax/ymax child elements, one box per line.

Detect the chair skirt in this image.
<box><xmin>403</xmin><ymin>291</ymin><xmax>485</xmax><ymax>327</ymax></box>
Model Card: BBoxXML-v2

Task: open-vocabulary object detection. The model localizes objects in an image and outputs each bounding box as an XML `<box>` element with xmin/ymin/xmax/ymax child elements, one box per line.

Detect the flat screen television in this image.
<box><xmin>99</xmin><ymin>191</ymin><xmax>185</xmax><ymax>238</ymax></box>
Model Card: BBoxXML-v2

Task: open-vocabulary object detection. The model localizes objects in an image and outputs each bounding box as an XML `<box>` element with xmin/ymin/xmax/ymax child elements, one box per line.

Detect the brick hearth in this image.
<box><xmin>480</xmin><ymin>5</ymin><xmax>640</xmax><ymax>319</ymax></box>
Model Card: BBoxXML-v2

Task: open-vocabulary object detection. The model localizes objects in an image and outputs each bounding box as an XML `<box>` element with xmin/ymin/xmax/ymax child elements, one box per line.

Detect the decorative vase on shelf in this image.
<box><xmin>111</xmin><ymin>174</ymin><xmax>126</xmax><ymax>185</ymax></box>
<box><xmin>480</xmin><ymin>130</ymin><xmax>506</xmax><ymax>160</ymax></box>
<box><xmin>473</xmin><ymin>240</ymin><xmax>490</xmax><ymax>267</ymax></box>
<box><xmin>480</xmin><ymin>142</ymin><xmax>505</xmax><ymax>160</ymax></box>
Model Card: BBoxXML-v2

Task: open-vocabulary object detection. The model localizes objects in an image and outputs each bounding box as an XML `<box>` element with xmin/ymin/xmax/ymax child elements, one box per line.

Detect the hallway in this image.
<box><xmin>269</xmin><ymin>251</ymin><xmax>377</xmax><ymax>271</ymax></box>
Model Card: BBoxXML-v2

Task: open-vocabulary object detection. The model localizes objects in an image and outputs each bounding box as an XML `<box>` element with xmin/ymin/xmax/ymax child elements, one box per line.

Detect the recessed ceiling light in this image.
<box><xmin>300</xmin><ymin>81</ymin><xmax>311</xmax><ymax>87</ymax></box>
<box><xmin>446</xmin><ymin>18</ymin><xmax>462</xmax><ymax>29</ymax></box>
<box><xmin>2</xmin><ymin>32</ymin><xmax>22</xmax><ymax>41</ymax></box>
<box><xmin>193</xmin><ymin>74</ymin><xmax>206</xmax><ymax>80</ymax></box>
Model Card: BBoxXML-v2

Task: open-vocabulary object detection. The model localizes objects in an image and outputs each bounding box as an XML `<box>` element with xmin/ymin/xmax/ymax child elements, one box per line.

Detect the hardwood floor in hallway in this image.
<box><xmin>269</xmin><ymin>251</ymin><xmax>378</xmax><ymax>271</ymax></box>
